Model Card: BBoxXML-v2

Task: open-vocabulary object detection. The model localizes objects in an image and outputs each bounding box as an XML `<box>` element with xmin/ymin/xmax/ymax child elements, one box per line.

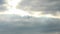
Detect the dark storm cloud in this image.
<box><xmin>0</xmin><ymin>14</ymin><xmax>60</xmax><ymax>34</ymax></box>
<box><xmin>0</xmin><ymin>0</ymin><xmax>7</xmax><ymax>12</ymax></box>
<box><xmin>18</xmin><ymin>0</ymin><xmax>60</xmax><ymax>14</ymax></box>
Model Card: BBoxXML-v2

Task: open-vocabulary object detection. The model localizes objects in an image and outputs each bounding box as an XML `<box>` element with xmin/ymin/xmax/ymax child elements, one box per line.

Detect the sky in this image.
<box><xmin>0</xmin><ymin>0</ymin><xmax>60</xmax><ymax>34</ymax></box>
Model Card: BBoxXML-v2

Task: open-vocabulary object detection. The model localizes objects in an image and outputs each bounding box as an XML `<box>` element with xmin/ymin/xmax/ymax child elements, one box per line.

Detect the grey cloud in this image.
<box><xmin>0</xmin><ymin>14</ymin><xmax>60</xmax><ymax>34</ymax></box>
<box><xmin>0</xmin><ymin>0</ymin><xmax>7</xmax><ymax>12</ymax></box>
<box><xmin>18</xmin><ymin>0</ymin><xmax>60</xmax><ymax>15</ymax></box>
<box><xmin>0</xmin><ymin>0</ymin><xmax>6</xmax><ymax>5</ymax></box>
<box><xmin>0</xmin><ymin>5</ymin><xmax>7</xmax><ymax>11</ymax></box>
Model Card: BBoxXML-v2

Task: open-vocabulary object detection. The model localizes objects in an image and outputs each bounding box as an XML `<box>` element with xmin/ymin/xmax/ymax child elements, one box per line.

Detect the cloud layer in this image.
<box><xmin>18</xmin><ymin>0</ymin><xmax>60</xmax><ymax>15</ymax></box>
<box><xmin>0</xmin><ymin>14</ymin><xmax>60</xmax><ymax>34</ymax></box>
<box><xmin>0</xmin><ymin>0</ymin><xmax>60</xmax><ymax>34</ymax></box>
<box><xmin>0</xmin><ymin>0</ymin><xmax>60</xmax><ymax>15</ymax></box>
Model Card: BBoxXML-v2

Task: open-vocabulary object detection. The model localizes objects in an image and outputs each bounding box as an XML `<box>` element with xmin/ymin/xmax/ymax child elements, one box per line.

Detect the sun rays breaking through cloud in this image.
<box><xmin>0</xmin><ymin>0</ymin><xmax>60</xmax><ymax>34</ymax></box>
<box><xmin>3</xmin><ymin>0</ymin><xmax>30</xmax><ymax>16</ymax></box>
<box><xmin>0</xmin><ymin>0</ymin><xmax>60</xmax><ymax>18</ymax></box>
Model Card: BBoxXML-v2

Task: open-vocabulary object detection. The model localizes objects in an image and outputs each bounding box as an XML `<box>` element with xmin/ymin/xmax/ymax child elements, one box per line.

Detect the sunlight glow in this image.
<box><xmin>0</xmin><ymin>0</ymin><xmax>60</xmax><ymax>18</ymax></box>
<box><xmin>4</xmin><ymin>0</ymin><xmax>30</xmax><ymax>16</ymax></box>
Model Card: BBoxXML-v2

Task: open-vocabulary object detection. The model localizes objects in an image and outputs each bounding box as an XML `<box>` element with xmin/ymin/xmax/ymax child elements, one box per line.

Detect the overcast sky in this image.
<box><xmin>0</xmin><ymin>0</ymin><xmax>60</xmax><ymax>34</ymax></box>
<box><xmin>18</xmin><ymin>0</ymin><xmax>60</xmax><ymax>15</ymax></box>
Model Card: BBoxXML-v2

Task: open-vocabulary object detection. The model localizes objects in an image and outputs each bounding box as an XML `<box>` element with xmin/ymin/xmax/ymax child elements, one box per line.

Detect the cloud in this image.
<box><xmin>0</xmin><ymin>0</ymin><xmax>6</xmax><ymax>5</ymax></box>
<box><xmin>18</xmin><ymin>0</ymin><xmax>60</xmax><ymax>15</ymax></box>
<box><xmin>0</xmin><ymin>14</ymin><xmax>60</xmax><ymax>34</ymax></box>
<box><xmin>0</xmin><ymin>0</ymin><xmax>7</xmax><ymax>12</ymax></box>
<box><xmin>0</xmin><ymin>0</ymin><xmax>60</xmax><ymax>34</ymax></box>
